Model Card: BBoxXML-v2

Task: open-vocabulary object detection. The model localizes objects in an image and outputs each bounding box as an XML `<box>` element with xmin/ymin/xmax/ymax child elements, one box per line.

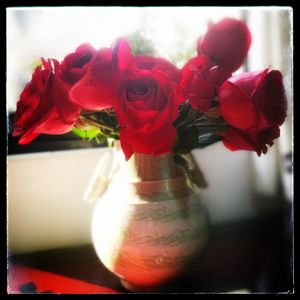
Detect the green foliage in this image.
<box><xmin>92</xmin><ymin>111</ymin><xmax>119</xmax><ymax>131</ymax></box>
<box><xmin>72</xmin><ymin>127</ymin><xmax>106</xmax><ymax>144</ymax></box>
<box><xmin>173</xmin><ymin>126</ymin><xmax>223</xmax><ymax>154</ymax></box>
<box><xmin>28</xmin><ymin>59</ymin><xmax>43</xmax><ymax>71</ymax></box>
<box><xmin>125</xmin><ymin>32</ymin><xmax>157</xmax><ymax>56</ymax></box>
<box><xmin>170</xmin><ymin>46</ymin><xmax>197</xmax><ymax>68</ymax></box>
<box><xmin>72</xmin><ymin>127</ymin><xmax>98</xmax><ymax>139</ymax></box>
<box><xmin>73</xmin><ymin>110</ymin><xmax>120</xmax><ymax>144</ymax></box>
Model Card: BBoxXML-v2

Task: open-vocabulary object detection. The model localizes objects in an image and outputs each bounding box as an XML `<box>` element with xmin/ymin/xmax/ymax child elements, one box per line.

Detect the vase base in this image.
<box><xmin>121</xmin><ymin>279</ymin><xmax>151</xmax><ymax>293</ymax></box>
<box><xmin>120</xmin><ymin>279</ymin><xmax>180</xmax><ymax>293</ymax></box>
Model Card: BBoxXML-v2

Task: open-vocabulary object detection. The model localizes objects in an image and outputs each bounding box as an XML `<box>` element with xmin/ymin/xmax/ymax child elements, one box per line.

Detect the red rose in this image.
<box><xmin>13</xmin><ymin>59</ymin><xmax>78</xmax><ymax>144</ymax></box>
<box><xmin>115</xmin><ymin>68</ymin><xmax>179</xmax><ymax>160</ymax></box>
<box><xmin>53</xmin><ymin>43</ymin><xmax>96</xmax><ymax>124</ymax></box>
<box><xmin>219</xmin><ymin>69</ymin><xmax>287</xmax><ymax>155</ymax></box>
<box><xmin>198</xmin><ymin>18</ymin><xmax>251</xmax><ymax>73</ymax></box>
<box><xmin>111</xmin><ymin>40</ymin><xmax>181</xmax><ymax>160</ymax></box>
<box><xmin>69</xmin><ymin>39</ymin><xmax>181</xmax><ymax>160</ymax></box>
<box><xmin>180</xmin><ymin>55</ymin><xmax>231</xmax><ymax>111</ymax></box>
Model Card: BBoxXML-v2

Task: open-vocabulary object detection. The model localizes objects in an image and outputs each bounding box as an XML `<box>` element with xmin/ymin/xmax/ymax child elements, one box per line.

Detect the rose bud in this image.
<box><xmin>198</xmin><ymin>18</ymin><xmax>251</xmax><ymax>73</ymax></box>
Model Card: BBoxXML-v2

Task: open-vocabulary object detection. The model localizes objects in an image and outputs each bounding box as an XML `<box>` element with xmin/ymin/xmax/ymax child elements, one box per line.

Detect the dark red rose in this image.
<box><xmin>198</xmin><ymin>18</ymin><xmax>251</xmax><ymax>73</ymax></box>
<box><xmin>179</xmin><ymin>55</ymin><xmax>231</xmax><ymax>111</ymax></box>
<box><xmin>52</xmin><ymin>43</ymin><xmax>96</xmax><ymax>124</ymax></box>
<box><xmin>13</xmin><ymin>59</ymin><xmax>78</xmax><ymax>144</ymax></box>
<box><xmin>221</xmin><ymin>127</ymin><xmax>281</xmax><ymax>155</ymax></box>
<box><xmin>59</xmin><ymin>43</ymin><xmax>96</xmax><ymax>84</ymax></box>
<box><xmin>219</xmin><ymin>69</ymin><xmax>287</xmax><ymax>155</ymax></box>
<box><xmin>251</xmin><ymin>70</ymin><xmax>287</xmax><ymax>127</ymax></box>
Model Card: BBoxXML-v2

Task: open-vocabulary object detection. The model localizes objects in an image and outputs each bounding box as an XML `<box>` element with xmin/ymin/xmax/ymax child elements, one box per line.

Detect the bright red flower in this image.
<box><xmin>53</xmin><ymin>43</ymin><xmax>96</xmax><ymax>124</ymax></box>
<box><xmin>13</xmin><ymin>59</ymin><xmax>78</xmax><ymax>144</ymax></box>
<box><xmin>198</xmin><ymin>18</ymin><xmax>251</xmax><ymax>73</ymax></box>
<box><xmin>111</xmin><ymin>39</ymin><xmax>181</xmax><ymax>160</ymax></box>
<box><xmin>180</xmin><ymin>55</ymin><xmax>231</xmax><ymax>111</ymax></box>
<box><xmin>115</xmin><ymin>68</ymin><xmax>179</xmax><ymax>160</ymax></box>
<box><xmin>219</xmin><ymin>69</ymin><xmax>287</xmax><ymax>155</ymax></box>
<box><xmin>69</xmin><ymin>38</ymin><xmax>181</xmax><ymax>160</ymax></box>
<box><xmin>69</xmin><ymin>47</ymin><xmax>114</xmax><ymax>110</ymax></box>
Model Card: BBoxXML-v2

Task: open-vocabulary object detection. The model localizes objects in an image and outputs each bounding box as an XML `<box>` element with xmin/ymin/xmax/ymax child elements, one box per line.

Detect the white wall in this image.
<box><xmin>193</xmin><ymin>144</ymin><xmax>255</xmax><ymax>224</ymax></box>
<box><xmin>7</xmin><ymin>148</ymin><xmax>107</xmax><ymax>254</ymax></box>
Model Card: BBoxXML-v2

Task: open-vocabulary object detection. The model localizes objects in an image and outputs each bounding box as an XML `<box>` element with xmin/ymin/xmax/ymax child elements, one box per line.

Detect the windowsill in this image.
<box><xmin>7</xmin><ymin>113</ymin><xmax>107</xmax><ymax>155</ymax></box>
<box><xmin>7</xmin><ymin>147</ymin><xmax>108</xmax><ymax>159</ymax></box>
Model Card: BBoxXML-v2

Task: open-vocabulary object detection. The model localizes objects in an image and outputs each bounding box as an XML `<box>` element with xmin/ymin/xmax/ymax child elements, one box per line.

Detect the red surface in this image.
<box><xmin>7</xmin><ymin>264</ymin><xmax>121</xmax><ymax>294</ymax></box>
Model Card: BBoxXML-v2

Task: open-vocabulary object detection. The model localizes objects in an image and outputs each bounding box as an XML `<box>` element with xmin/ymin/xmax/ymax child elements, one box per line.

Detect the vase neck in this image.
<box><xmin>115</xmin><ymin>148</ymin><xmax>184</xmax><ymax>182</ymax></box>
<box><xmin>130</xmin><ymin>153</ymin><xmax>184</xmax><ymax>181</ymax></box>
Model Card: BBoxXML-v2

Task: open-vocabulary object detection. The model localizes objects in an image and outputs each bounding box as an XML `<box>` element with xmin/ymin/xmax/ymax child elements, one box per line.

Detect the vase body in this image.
<box><xmin>91</xmin><ymin>149</ymin><xmax>208</xmax><ymax>292</ymax></box>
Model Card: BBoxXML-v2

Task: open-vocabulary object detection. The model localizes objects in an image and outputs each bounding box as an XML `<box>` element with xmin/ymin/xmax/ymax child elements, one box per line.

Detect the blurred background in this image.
<box><xmin>7</xmin><ymin>7</ymin><xmax>292</xmax><ymax>255</ymax></box>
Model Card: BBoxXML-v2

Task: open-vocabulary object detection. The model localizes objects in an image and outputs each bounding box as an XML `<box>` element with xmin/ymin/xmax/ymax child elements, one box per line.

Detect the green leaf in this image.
<box><xmin>173</xmin><ymin>101</ymin><xmax>192</xmax><ymax>127</ymax></box>
<box><xmin>197</xmin><ymin>134</ymin><xmax>223</xmax><ymax>148</ymax></box>
<box><xmin>91</xmin><ymin>111</ymin><xmax>119</xmax><ymax>131</ymax></box>
<box><xmin>173</xmin><ymin>125</ymin><xmax>224</xmax><ymax>154</ymax></box>
<box><xmin>95</xmin><ymin>135</ymin><xmax>106</xmax><ymax>145</ymax></box>
<box><xmin>72</xmin><ymin>127</ymin><xmax>103</xmax><ymax>141</ymax></box>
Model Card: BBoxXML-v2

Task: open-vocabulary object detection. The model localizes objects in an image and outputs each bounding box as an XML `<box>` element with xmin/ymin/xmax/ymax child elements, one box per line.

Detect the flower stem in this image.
<box><xmin>80</xmin><ymin>115</ymin><xmax>116</xmax><ymax>132</ymax></box>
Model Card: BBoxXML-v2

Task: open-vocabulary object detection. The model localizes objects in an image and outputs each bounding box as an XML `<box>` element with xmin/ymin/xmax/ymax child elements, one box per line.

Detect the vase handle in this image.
<box><xmin>84</xmin><ymin>148</ymin><xmax>119</xmax><ymax>203</ymax></box>
<box><xmin>184</xmin><ymin>153</ymin><xmax>208</xmax><ymax>189</ymax></box>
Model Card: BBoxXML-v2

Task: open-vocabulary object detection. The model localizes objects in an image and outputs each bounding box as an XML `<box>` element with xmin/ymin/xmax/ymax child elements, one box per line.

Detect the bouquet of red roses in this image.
<box><xmin>13</xmin><ymin>18</ymin><xmax>287</xmax><ymax>161</ymax></box>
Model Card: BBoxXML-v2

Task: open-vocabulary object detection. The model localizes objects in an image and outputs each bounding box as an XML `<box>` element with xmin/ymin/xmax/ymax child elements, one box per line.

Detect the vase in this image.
<box><xmin>91</xmin><ymin>145</ymin><xmax>209</xmax><ymax>292</ymax></box>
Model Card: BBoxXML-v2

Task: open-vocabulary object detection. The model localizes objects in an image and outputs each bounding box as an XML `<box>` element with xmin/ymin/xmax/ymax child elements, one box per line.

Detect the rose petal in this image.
<box><xmin>112</xmin><ymin>38</ymin><xmax>133</xmax><ymax>71</ymax></box>
<box><xmin>219</xmin><ymin>80</ymin><xmax>259</xmax><ymax>130</ymax></box>
<box><xmin>31</xmin><ymin>107</ymin><xmax>74</xmax><ymax>135</ymax></box>
<box><xmin>120</xmin><ymin>125</ymin><xmax>177</xmax><ymax>160</ymax></box>
<box><xmin>200</xmin><ymin>18</ymin><xmax>251</xmax><ymax>72</ymax></box>
<box><xmin>229</xmin><ymin>68</ymin><xmax>269</xmax><ymax>99</ymax></box>
<box><xmin>52</xmin><ymin>76</ymin><xmax>81</xmax><ymax>124</ymax></box>
<box><xmin>69</xmin><ymin>73</ymin><xmax>113</xmax><ymax>110</ymax></box>
<box><xmin>221</xmin><ymin>128</ymin><xmax>260</xmax><ymax>154</ymax></box>
<box><xmin>190</xmin><ymin>96</ymin><xmax>213</xmax><ymax>112</ymax></box>
<box><xmin>18</xmin><ymin>130</ymin><xmax>40</xmax><ymax>145</ymax></box>
<box><xmin>255</xmin><ymin>70</ymin><xmax>287</xmax><ymax>126</ymax></box>
<box><xmin>134</xmin><ymin>55</ymin><xmax>181</xmax><ymax>83</ymax></box>
<box><xmin>208</xmin><ymin>65</ymin><xmax>232</xmax><ymax>86</ymax></box>
<box><xmin>60</xmin><ymin>43</ymin><xmax>96</xmax><ymax>84</ymax></box>
<box><xmin>75</xmin><ymin>43</ymin><xmax>96</xmax><ymax>53</ymax></box>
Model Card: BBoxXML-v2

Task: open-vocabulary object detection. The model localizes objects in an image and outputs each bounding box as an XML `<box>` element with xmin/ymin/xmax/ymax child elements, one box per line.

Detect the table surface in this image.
<box><xmin>8</xmin><ymin>207</ymin><xmax>293</xmax><ymax>294</ymax></box>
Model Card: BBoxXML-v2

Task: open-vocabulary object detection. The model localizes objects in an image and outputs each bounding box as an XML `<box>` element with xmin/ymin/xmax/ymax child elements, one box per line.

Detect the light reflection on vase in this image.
<box><xmin>91</xmin><ymin>148</ymin><xmax>209</xmax><ymax>292</ymax></box>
